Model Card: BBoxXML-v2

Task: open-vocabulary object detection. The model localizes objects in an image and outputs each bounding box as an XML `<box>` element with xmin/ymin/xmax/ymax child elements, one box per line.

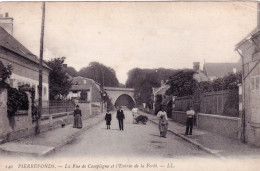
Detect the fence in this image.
<box><xmin>42</xmin><ymin>100</ymin><xmax>75</xmax><ymax>115</ymax></box>
<box><xmin>174</xmin><ymin>90</ymin><xmax>239</xmax><ymax>116</ymax></box>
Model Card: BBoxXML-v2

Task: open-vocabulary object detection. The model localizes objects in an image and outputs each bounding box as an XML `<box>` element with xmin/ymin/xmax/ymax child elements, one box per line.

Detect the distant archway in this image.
<box><xmin>115</xmin><ymin>94</ymin><xmax>135</xmax><ymax>109</ymax></box>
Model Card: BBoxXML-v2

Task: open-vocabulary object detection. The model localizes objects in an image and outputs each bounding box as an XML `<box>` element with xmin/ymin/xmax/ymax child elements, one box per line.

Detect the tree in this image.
<box><xmin>166</xmin><ymin>70</ymin><xmax>197</xmax><ymax>97</ymax></box>
<box><xmin>78</xmin><ymin>62</ymin><xmax>119</xmax><ymax>87</ymax></box>
<box><xmin>126</xmin><ymin>68</ymin><xmax>178</xmax><ymax>105</ymax></box>
<box><xmin>0</xmin><ymin>61</ymin><xmax>12</xmax><ymax>83</ymax></box>
<box><xmin>64</xmin><ymin>66</ymin><xmax>78</xmax><ymax>77</ymax></box>
<box><xmin>47</xmin><ymin>57</ymin><xmax>72</xmax><ymax>100</ymax></box>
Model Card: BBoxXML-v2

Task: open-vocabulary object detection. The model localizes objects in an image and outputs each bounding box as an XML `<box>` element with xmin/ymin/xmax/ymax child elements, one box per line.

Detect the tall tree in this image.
<box><xmin>47</xmin><ymin>57</ymin><xmax>72</xmax><ymax>100</ymax></box>
<box><xmin>78</xmin><ymin>62</ymin><xmax>119</xmax><ymax>87</ymax></box>
<box><xmin>166</xmin><ymin>70</ymin><xmax>197</xmax><ymax>97</ymax></box>
<box><xmin>126</xmin><ymin>68</ymin><xmax>178</xmax><ymax>105</ymax></box>
<box><xmin>64</xmin><ymin>66</ymin><xmax>78</xmax><ymax>77</ymax></box>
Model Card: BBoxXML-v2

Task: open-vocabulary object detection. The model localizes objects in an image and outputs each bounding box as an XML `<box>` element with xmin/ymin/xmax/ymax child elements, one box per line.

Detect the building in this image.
<box><xmin>203</xmin><ymin>62</ymin><xmax>241</xmax><ymax>81</ymax></box>
<box><xmin>0</xmin><ymin>14</ymin><xmax>51</xmax><ymax>106</ymax></box>
<box><xmin>152</xmin><ymin>62</ymin><xmax>209</xmax><ymax>116</ymax></box>
<box><xmin>67</xmin><ymin>76</ymin><xmax>102</xmax><ymax>103</ymax></box>
<box><xmin>235</xmin><ymin>26</ymin><xmax>260</xmax><ymax>147</ymax></box>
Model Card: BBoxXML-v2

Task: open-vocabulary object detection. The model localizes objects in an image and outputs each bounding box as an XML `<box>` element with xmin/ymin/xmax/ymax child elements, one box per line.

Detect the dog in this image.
<box><xmin>135</xmin><ymin>115</ymin><xmax>148</xmax><ymax>125</ymax></box>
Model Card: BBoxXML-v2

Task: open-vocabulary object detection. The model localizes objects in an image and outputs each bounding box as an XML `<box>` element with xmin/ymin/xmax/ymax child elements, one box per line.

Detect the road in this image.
<box><xmin>50</xmin><ymin>110</ymin><xmax>207</xmax><ymax>158</ymax></box>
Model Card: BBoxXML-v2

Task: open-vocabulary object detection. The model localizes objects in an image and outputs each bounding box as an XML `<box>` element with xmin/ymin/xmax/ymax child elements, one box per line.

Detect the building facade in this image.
<box><xmin>67</xmin><ymin>76</ymin><xmax>102</xmax><ymax>103</ymax></box>
<box><xmin>0</xmin><ymin>14</ymin><xmax>50</xmax><ymax>106</ymax></box>
<box><xmin>236</xmin><ymin>28</ymin><xmax>260</xmax><ymax>146</ymax></box>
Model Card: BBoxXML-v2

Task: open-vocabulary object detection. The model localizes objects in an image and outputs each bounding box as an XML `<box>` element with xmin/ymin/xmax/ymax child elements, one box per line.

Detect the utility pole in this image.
<box><xmin>36</xmin><ymin>1</ymin><xmax>45</xmax><ymax>135</ymax></box>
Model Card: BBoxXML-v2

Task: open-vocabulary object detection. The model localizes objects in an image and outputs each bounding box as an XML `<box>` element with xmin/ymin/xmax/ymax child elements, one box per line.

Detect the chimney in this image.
<box><xmin>161</xmin><ymin>80</ymin><xmax>165</xmax><ymax>86</ymax></box>
<box><xmin>193</xmin><ymin>62</ymin><xmax>200</xmax><ymax>71</ymax></box>
<box><xmin>0</xmin><ymin>13</ymin><xmax>13</xmax><ymax>36</ymax></box>
<box><xmin>233</xmin><ymin>67</ymin><xmax>237</xmax><ymax>74</ymax></box>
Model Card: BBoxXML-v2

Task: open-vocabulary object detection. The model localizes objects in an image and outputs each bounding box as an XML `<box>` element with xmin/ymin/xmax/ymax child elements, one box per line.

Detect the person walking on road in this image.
<box><xmin>73</xmin><ymin>105</ymin><xmax>82</xmax><ymax>129</ymax></box>
<box><xmin>116</xmin><ymin>106</ymin><xmax>125</xmax><ymax>131</ymax></box>
<box><xmin>157</xmin><ymin>107</ymin><xmax>168</xmax><ymax>138</ymax></box>
<box><xmin>132</xmin><ymin>106</ymin><xmax>138</xmax><ymax>124</ymax></box>
<box><xmin>185</xmin><ymin>105</ymin><xmax>195</xmax><ymax>135</ymax></box>
<box><xmin>105</xmin><ymin>109</ymin><xmax>112</xmax><ymax>129</ymax></box>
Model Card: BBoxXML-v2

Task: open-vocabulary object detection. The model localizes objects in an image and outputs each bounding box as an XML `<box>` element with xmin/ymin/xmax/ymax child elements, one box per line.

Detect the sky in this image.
<box><xmin>0</xmin><ymin>1</ymin><xmax>257</xmax><ymax>84</ymax></box>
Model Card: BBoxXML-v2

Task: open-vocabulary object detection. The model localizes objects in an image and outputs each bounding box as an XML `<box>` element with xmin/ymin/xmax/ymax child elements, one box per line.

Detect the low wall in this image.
<box><xmin>197</xmin><ymin>113</ymin><xmax>241</xmax><ymax>139</ymax></box>
<box><xmin>171</xmin><ymin>110</ymin><xmax>241</xmax><ymax>140</ymax></box>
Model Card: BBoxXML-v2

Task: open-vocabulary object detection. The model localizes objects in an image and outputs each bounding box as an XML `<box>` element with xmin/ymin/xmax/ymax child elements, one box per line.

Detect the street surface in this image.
<box><xmin>51</xmin><ymin>109</ymin><xmax>207</xmax><ymax>158</ymax></box>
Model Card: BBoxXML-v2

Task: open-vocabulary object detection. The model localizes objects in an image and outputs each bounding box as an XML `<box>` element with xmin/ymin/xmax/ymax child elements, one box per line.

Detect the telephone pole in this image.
<box><xmin>36</xmin><ymin>1</ymin><xmax>45</xmax><ymax>135</ymax></box>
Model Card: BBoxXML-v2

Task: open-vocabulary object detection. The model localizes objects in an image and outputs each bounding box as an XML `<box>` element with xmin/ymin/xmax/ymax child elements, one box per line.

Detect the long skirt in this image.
<box><xmin>159</xmin><ymin>122</ymin><xmax>168</xmax><ymax>137</ymax></box>
<box><xmin>73</xmin><ymin>114</ymin><xmax>82</xmax><ymax>128</ymax></box>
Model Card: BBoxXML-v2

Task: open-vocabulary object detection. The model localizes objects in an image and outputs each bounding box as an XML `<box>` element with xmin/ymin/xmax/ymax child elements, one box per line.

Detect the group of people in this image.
<box><xmin>73</xmin><ymin>104</ymin><xmax>196</xmax><ymax>138</ymax></box>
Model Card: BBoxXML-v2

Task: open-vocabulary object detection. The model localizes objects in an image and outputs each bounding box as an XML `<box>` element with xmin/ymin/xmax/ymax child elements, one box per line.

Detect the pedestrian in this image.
<box><xmin>116</xmin><ymin>106</ymin><xmax>125</xmax><ymax>131</ymax></box>
<box><xmin>185</xmin><ymin>105</ymin><xmax>195</xmax><ymax>135</ymax></box>
<box><xmin>132</xmin><ymin>106</ymin><xmax>138</xmax><ymax>124</ymax></box>
<box><xmin>73</xmin><ymin>105</ymin><xmax>82</xmax><ymax>129</ymax></box>
<box><xmin>157</xmin><ymin>107</ymin><xmax>168</xmax><ymax>138</ymax></box>
<box><xmin>105</xmin><ymin>109</ymin><xmax>112</xmax><ymax>129</ymax></box>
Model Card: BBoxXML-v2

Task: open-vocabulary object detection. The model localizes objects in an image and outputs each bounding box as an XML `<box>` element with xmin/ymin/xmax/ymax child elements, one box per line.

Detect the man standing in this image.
<box><xmin>132</xmin><ymin>106</ymin><xmax>138</xmax><ymax>124</ymax></box>
<box><xmin>185</xmin><ymin>105</ymin><xmax>195</xmax><ymax>135</ymax></box>
<box><xmin>117</xmin><ymin>106</ymin><xmax>125</xmax><ymax>131</ymax></box>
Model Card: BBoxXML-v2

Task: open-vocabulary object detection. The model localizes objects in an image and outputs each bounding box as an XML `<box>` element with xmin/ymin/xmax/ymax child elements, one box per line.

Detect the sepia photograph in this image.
<box><xmin>0</xmin><ymin>1</ymin><xmax>260</xmax><ymax>170</ymax></box>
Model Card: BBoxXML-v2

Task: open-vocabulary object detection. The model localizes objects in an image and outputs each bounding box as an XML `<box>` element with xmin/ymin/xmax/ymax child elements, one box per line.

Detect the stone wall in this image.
<box><xmin>171</xmin><ymin>109</ymin><xmax>241</xmax><ymax>140</ymax></box>
<box><xmin>0</xmin><ymin>88</ymin><xmax>34</xmax><ymax>141</ymax></box>
<box><xmin>197</xmin><ymin>113</ymin><xmax>241</xmax><ymax>139</ymax></box>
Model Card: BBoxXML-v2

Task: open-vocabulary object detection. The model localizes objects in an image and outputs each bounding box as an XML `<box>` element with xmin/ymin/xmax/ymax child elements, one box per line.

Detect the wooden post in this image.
<box><xmin>36</xmin><ymin>2</ymin><xmax>45</xmax><ymax>135</ymax></box>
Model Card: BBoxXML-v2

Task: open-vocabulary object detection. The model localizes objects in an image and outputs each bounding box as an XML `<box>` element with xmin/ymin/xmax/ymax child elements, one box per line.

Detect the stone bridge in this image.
<box><xmin>104</xmin><ymin>87</ymin><xmax>135</xmax><ymax>109</ymax></box>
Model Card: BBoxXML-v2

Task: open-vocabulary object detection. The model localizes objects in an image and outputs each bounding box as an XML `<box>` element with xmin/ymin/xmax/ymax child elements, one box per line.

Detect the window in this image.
<box><xmin>9</xmin><ymin>79</ymin><xmax>14</xmax><ymax>87</ymax></box>
<box><xmin>84</xmin><ymin>80</ymin><xmax>87</xmax><ymax>84</ymax></box>
<box><xmin>252</xmin><ymin>76</ymin><xmax>260</xmax><ymax>91</ymax></box>
<box><xmin>44</xmin><ymin>87</ymin><xmax>47</xmax><ymax>95</ymax></box>
<box><xmin>256</xmin><ymin>77</ymin><xmax>260</xmax><ymax>90</ymax></box>
<box><xmin>18</xmin><ymin>82</ymin><xmax>22</xmax><ymax>87</ymax></box>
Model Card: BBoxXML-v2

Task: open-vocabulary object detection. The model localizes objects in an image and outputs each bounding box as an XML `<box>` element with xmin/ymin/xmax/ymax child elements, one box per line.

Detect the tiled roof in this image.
<box><xmin>72</xmin><ymin>76</ymin><xmax>101</xmax><ymax>91</ymax></box>
<box><xmin>204</xmin><ymin>63</ymin><xmax>242</xmax><ymax>78</ymax></box>
<box><xmin>71</xmin><ymin>84</ymin><xmax>91</xmax><ymax>91</ymax></box>
<box><xmin>0</xmin><ymin>26</ymin><xmax>50</xmax><ymax>70</ymax></box>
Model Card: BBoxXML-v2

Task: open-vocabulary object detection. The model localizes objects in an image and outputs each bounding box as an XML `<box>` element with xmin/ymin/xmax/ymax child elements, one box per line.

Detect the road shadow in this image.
<box><xmin>150</xmin><ymin>134</ymin><xmax>161</xmax><ymax>137</ymax></box>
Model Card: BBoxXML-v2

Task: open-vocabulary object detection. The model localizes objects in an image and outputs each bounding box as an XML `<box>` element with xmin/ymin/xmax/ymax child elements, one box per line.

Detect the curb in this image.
<box><xmin>148</xmin><ymin>118</ymin><xmax>224</xmax><ymax>158</ymax></box>
<box><xmin>44</xmin><ymin>115</ymin><xmax>105</xmax><ymax>156</ymax></box>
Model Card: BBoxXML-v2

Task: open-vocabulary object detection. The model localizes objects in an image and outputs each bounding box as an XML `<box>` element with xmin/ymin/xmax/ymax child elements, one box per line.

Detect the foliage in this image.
<box><xmin>166</xmin><ymin>70</ymin><xmax>197</xmax><ymax>97</ymax></box>
<box><xmin>64</xmin><ymin>66</ymin><xmax>78</xmax><ymax>77</ymax></box>
<box><xmin>78</xmin><ymin>62</ymin><xmax>119</xmax><ymax>87</ymax></box>
<box><xmin>0</xmin><ymin>60</ymin><xmax>12</xmax><ymax>83</ymax></box>
<box><xmin>47</xmin><ymin>57</ymin><xmax>72</xmax><ymax>100</ymax></box>
<box><xmin>80</xmin><ymin>90</ymin><xmax>88</xmax><ymax>101</ymax></box>
<box><xmin>7</xmin><ymin>87</ymin><xmax>29</xmax><ymax>117</ymax></box>
<box><xmin>126</xmin><ymin>68</ymin><xmax>178</xmax><ymax>105</ymax></box>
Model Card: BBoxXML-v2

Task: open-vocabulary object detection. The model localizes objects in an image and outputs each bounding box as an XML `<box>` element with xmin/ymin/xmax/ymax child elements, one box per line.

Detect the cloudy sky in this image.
<box><xmin>0</xmin><ymin>1</ymin><xmax>257</xmax><ymax>83</ymax></box>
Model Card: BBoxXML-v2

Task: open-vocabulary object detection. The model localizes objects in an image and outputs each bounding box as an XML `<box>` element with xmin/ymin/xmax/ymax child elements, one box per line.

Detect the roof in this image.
<box><xmin>72</xmin><ymin>76</ymin><xmax>101</xmax><ymax>91</ymax></box>
<box><xmin>235</xmin><ymin>27</ymin><xmax>260</xmax><ymax>50</ymax></box>
<box><xmin>0</xmin><ymin>26</ymin><xmax>50</xmax><ymax>70</ymax></box>
<box><xmin>70</xmin><ymin>84</ymin><xmax>91</xmax><ymax>91</ymax></box>
<box><xmin>153</xmin><ymin>84</ymin><xmax>170</xmax><ymax>96</ymax></box>
<box><xmin>203</xmin><ymin>63</ymin><xmax>242</xmax><ymax>78</ymax></box>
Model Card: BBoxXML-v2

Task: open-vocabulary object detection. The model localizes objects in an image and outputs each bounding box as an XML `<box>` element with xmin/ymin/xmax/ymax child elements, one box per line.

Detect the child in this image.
<box><xmin>105</xmin><ymin>109</ymin><xmax>112</xmax><ymax>129</ymax></box>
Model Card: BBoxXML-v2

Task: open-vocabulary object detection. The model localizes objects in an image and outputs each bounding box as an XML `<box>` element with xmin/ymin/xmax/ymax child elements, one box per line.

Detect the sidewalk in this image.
<box><xmin>139</xmin><ymin>111</ymin><xmax>260</xmax><ymax>158</ymax></box>
<box><xmin>0</xmin><ymin>113</ymin><xmax>105</xmax><ymax>157</ymax></box>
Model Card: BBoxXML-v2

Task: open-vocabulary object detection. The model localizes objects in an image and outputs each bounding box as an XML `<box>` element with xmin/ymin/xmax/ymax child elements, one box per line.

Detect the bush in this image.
<box><xmin>7</xmin><ymin>87</ymin><xmax>29</xmax><ymax>117</ymax></box>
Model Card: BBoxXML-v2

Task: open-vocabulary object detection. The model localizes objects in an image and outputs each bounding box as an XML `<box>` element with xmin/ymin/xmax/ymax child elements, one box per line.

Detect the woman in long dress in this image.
<box><xmin>73</xmin><ymin>105</ymin><xmax>82</xmax><ymax>129</ymax></box>
<box><xmin>105</xmin><ymin>109</ymin><xmax>112</xmax><ymax>129</ymax></box>
<box><xmin>157</xmin><ymin>107</ymin><xmax>168</xmax><ymax>138</ymax></box>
